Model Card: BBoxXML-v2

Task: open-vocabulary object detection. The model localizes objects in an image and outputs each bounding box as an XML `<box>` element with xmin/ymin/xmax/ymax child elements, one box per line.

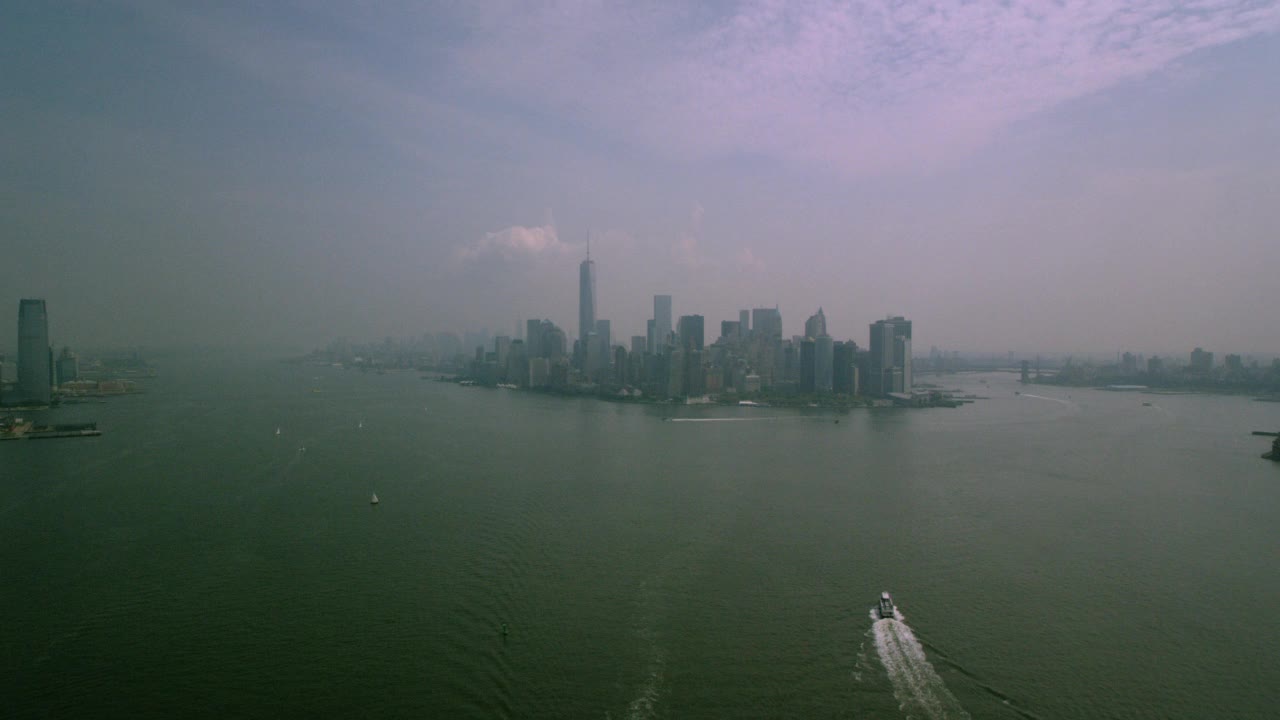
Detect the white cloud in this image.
<box><xmin>457</xmin><ymin>224</ymin><xmax>571</xmax><ymax>264</ymax></box>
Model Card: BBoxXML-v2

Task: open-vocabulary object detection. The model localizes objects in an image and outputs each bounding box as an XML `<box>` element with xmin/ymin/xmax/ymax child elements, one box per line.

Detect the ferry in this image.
<box><xmin>877</xmin><ymin>591</ymin><xmax>895</xmax><ymax>620</ymax></box>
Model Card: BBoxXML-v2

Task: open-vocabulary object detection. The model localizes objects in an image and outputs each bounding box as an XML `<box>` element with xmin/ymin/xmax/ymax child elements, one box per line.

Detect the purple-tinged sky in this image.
<box><xmin>2</xmin><ymin>1</ymin><xmax>1278</xmax><ymax>356</ymax></box>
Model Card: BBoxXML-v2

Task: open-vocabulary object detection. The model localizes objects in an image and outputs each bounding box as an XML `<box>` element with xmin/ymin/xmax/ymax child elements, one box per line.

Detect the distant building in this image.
<box><xmin>678</xmin><ymin>315</ymin><xmax>704</xmax><ymax>352</ymax></box>
<box><xmin>56</xmin><ymin>347</ymin><xmax>79</xmax><ymax>385</ymax></box>
<box><xmin>579</xmin><ymin>250</ymin><xmax>597</xmax><ymax>344</ymax></box>
<box><xmin>815</xmin><ymin>334</ymin><xmax>834</xmax><ymax>393</ymax></box>
<box><xmin>869</xmin><ymin>316</ymin><xmax>913</xmax><ymax>396</ymax></box>
<box><xmin>804</xmin><ymin>308</ymin><xmax>827</xmax><ymax>340</ymax></box>
<box><xmin>653</xmin><ymin>295</ymin><xmax>672</xmax><ymax>355</ymax></box>
<box><xmin>739</xmin><ymin>309</ymin><xmax>750</xmax><ymax>336</ymax></box>
<box><xmin>631</xmin><ymin>335</ymin><xmax>647</xmax><ymax>355</ymax></box>
<box><xmin>1190</xmin><ymin>347</ymin><xmax>1213</xmax><ymax>373</ymax></box>
<box><xmin>720</xmin><ymin>320</ymin><xmax>740</xmax><ymax>342</ymax></box>
<box><xmin>17</xmin><ymin>299</ymin><xmax>51</xmax><ymax>405</ymax></box>
<box><xmin>751</xmin><ymin>308</ymin><xmax>782</xmax><ymax>340</ymax></box>
<box><xmin>799</xmin><ymin>338</ymin><xmax>816</xmax><ymax>393</ymax></box>
<box><xmin>494</xmin><ymin>336</ymin><xmax>511</xmax><ymax>368</ymax></box>
<box><xmin>833</xmin><ymin>341</ymin><xmax>856</xmax><ymax>394</ymax></box>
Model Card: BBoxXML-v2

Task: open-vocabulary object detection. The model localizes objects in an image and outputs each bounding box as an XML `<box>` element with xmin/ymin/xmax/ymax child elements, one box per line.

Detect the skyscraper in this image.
<box><xmin>579</xmin><ymin>249</ymin><xmax>597</xmax><ymax>344</ymax></box>
<box><xmin>869</xmin><ymin>316</ymin><xmax>913</xmax><ymax>396</ymax></box>
<box><xmin>653</xmin><ymin>295</ymin><xmax>672</xmax><ymax>354</ymax></box>
<box><xmin>739</xmin><ymin>309</ymin><xmax>750</xmax><ymax>336</ymax></box>
<box><xmin>804</xmin><ymin>307</ymin><xmax>827</xmax><ymax>339</ymax></box>
<box><xmin>751</xmin><ymin>308</ymin><xmax>782</xmax><ymax>339</ymax></box>
<box><xmin>677</xmin><ymin>314</ymin><xmax>704</xmax><ymax>352</ymax></box>
<box><xmin>17</xmin><ymin>299</ymin><xmax>51</xmax><ymax>405</ymax></box>
<box><xmin>815</xmin><ymin>334</ymin><xmax>834</xmax><ymax>393</ymax></box>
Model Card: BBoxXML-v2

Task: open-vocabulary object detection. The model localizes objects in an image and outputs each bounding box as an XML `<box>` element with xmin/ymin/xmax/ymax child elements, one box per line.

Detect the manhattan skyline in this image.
<box><xmin>2</xmin><ymin>3</ymin><xmax>1278</xmax><ymax>354</ymax></box>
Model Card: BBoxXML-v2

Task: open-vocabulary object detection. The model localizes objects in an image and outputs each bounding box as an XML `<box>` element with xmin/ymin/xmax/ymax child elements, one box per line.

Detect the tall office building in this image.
<box><xmin>799</xmin><ymin>338</ymin><xmax>816</xmax><ymax>393</ymax></box>
<box><xmin>833</xmin><ymin>341</ymin><xmax>857</xmax><ymax>394</ymax></box>
<box><xmin>653</xmin><ymin>295</ymin><xmax>672</xmax><ymax>354</ymax></box>
<box><xmin>751</xmin><ymin>308</ymin><xmax>782</xmax><ymax>339</ymax></box>
<box><xmin>869</xmin><ymin>316</ymin><xmax>913</xmax><ymax>396</ymax></box>
<box><xmin>815</xmin><ymin>334</ymin><xmax>834</xmax><ymax>393</ymax></box>
<box><xmin>595</xmin><ymin>319</ymin><xmax>611</xmax><ymax>350</ymax></box>
<box><xmin>18</xmin><ymin>299</ymin><xmax>51</xmax><ymax>405</ymax></box>
<box><xmin>526</xmin><ymin>319</ymin><xmax>544</xmax><ymax>359</ymax></box>
<box><xmin>804</xmin><ymin>308</ymin><xmax>827</xmax><ymax>339</ymax></box>
<box><xmin>579</xmin><ymin>250</ymin><xmax>597</xmax><ymax>344</ymax></box>
<box><xmin>739</xmin><ymin>309</ymin><xmax>750</xmax><ymax>336</ymax></box>
<box><xmin>677</xmin><ymin>314</ymin><xmax>704</xmax><ymax>352</ymax></box>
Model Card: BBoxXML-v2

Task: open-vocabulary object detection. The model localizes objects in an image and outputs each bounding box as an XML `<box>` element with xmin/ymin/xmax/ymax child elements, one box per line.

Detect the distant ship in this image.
<box><xmin>370</xmin><ymin>493</ymin><xmax>379</xmax><ymax>505</ymax></box>
<box><xmin>275</xmin><ymin>427</ymin><xmax>281</xmax><ymax>436</ymax></box>
<box><xmin>878</xmin><ymin>592</ymin><xmax>896</xmax><ymax>620</ymax></box>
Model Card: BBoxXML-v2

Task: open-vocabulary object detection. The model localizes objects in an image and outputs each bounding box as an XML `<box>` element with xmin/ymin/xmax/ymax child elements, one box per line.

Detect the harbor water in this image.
<box><xmin>3</xmin><ymin>355</ymin><xmax>1279</xmax><ymax>718</ymax></box>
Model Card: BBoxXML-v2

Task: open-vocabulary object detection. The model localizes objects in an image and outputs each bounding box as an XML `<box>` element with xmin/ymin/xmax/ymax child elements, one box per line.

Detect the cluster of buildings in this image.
<box><xmin>0</xmin><ymin>299</ymin><xmax>134</xmax><ymax>407</ymax></box>
<box><xmin>1044</xmin><ymin>345</ymin><xmax>1280</xmax><ymax>390</ymax></box>
<box><xmin>464</xmin><ymin>251</ymin><xmax>916</xmax><ymax>401</ymax></box>
<box><xmin>0</xmin><ymin>299</ymin><xmax>78</xmax><ymax>407</ymax></box>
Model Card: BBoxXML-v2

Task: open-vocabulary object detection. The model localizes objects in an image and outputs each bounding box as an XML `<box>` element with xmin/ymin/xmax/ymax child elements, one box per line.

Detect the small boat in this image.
<box><xmin>275</xmin><ymin>427</ymin><xmax>281</xmax><ymax>436</ymax></box>
<box><xmin>358</xmin><ymin>419</ymin><xmax>363</xmax><ymax>429</ymax></box>
<box><xmin>370</xmin><ymin>493</ymin><xmax>379</xmax><ymax>505</ymax></box>
<box><xmin>877</xmin><ymin>592</ymin><xmax>895</xmax><ymax>620</ymax></box>
<box><xmin>1142</xmin><ymin>402</ymin><xmax>1152</xmax><ymax>407</ymax></box>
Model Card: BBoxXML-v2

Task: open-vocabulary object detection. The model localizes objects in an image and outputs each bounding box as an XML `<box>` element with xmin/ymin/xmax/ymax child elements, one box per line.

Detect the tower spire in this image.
<box><xmin>587</xmin><ymin>230</ymin><xmax>591</xmax><ymax>261</ymax></box>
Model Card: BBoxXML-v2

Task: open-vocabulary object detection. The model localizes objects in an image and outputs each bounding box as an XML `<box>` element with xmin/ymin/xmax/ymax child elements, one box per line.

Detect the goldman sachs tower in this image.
<box><xmin>578</xmin><ymin>237</ymin><xmax>596</xmax><ymax>344</ymax></box>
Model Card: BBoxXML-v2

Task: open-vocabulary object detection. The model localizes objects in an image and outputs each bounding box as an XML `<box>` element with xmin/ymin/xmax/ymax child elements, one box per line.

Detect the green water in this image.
<box><xmin>4</xmin><ymin>356</ymin><xmax>1279</xmax><ymax>718</ymax></box>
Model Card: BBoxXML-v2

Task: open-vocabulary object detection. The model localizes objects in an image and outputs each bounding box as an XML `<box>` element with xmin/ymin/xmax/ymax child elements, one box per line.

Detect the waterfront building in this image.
<box><xmin>667</xmin><ymin>348</ymin><xmax>684</xmax><ymax>397</ymax></box>
<box><xmin>869</xmin><ymin>316</ymin><xmax>913</xmax><ymax>396</ymax></box>
<box><xmin>894</xmin><ymin>335</ymin><xmax>912</xmax><ymax>392</ymax></box>
<box><xmin>646</xmin><ymin>319</ymin><xmax>656</xmax><ymax>356</ymax></box>
<box><xmin>529</xmin><ymin>357</ymin><xmax>550</xmax><ymax>388</ymax></box>
<box><xmin>17</xmin><ymin>298</ymin><xmax>51</xmax><ymax>405</ymax></box>
<box><xmin>833</xmin><ymin>341</ymin><xmax>856</xmax><ymax>394</ymax></box>
<box><xmin>1190</xmin><ymin>347</ymin><xmax>1213</xmax><ymax>373</ymax></box>
<box><xmin>653</xmin><ymin>295</ymin><xmax>672</xmax><ymax>356</ymax></box>
<box><xmin>56</xmin><ymin>347</ymin><xmax>79</xmax><ymax>385</ymax></box>
<box><xmin>799</xmin><ymin>339</ymin><xmax>816</xmax><ymax>393</ymax></box>
<box><xmin>579</xmin><ymin>250</ymin><xmax>597</xmax><ymax>344</ymax></box>
<box><xmin>815</xmin><ymin>334</ymin><xmax>834</xmax><ymax>393</ymax></box>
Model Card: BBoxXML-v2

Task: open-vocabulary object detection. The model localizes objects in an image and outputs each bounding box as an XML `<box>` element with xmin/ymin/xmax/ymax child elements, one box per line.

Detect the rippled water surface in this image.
<box><xmin>4</xmin><ymin>356</ymin><xmax>1279</xmax><ymax>718</ymax></box>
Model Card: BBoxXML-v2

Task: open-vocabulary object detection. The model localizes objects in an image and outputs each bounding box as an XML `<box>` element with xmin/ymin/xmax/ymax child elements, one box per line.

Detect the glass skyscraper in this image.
<box><xmin>17</xmin><ymin>298</ymin><xmax>51</xmax><ymax>405</ymax></box>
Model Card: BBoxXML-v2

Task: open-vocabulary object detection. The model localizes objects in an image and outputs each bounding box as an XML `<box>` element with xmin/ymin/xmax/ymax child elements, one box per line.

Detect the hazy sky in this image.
<box><xmin>3</xmin><ymin>1</ymin><xmax>1278</xmax><ymax>355</ymax></box>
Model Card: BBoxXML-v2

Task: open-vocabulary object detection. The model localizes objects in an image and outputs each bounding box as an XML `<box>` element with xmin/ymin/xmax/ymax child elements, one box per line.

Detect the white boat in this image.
<box><xmin>878</xmin><ymin>592</ymin><xmax>895</xmax><ymax>620</ymax></box>
<box><xmin>358</xmin><ymin>420</ymin><xmax>363</xmax><ymax>429</ymax></box>
<box><xmin>370</xmin><ymin>493</ymin><xmax>379</xmax><ymax>505</ymax></box>
<box><xmin>275</xmin><ymin>427</ymin><xmax>281</xmax><ymax>436</ymax></box>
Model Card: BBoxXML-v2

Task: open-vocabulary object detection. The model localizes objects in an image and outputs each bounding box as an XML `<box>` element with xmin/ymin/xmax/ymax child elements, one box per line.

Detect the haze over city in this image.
<box><xmin>3</xmin><ymin>1</ymin><xmax>1278</xmax><ymax>355</ymax></box>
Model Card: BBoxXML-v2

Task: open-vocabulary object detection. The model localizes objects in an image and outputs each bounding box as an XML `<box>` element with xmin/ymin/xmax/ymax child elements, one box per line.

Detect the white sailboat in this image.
<box><xmin>275</xmin><ymin>427</ymin><xmax>281</xmax><ymax>436</ymax></box>
<box><xmin>370</xmin><ymin>492</ymin><xmax>379</xmax><ymax>505</ymax></box>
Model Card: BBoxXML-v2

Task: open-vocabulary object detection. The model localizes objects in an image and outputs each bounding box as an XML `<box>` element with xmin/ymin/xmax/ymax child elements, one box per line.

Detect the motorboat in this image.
<box><xmin>878</xmin><ymin>592</ymin><xmax>895</xmax><ymax>620</ymax></box>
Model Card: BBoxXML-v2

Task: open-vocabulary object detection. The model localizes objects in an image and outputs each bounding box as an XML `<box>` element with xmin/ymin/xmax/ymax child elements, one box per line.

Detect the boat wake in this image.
<box><xmin>872</xmin><ymin>610</ymin><xmax>970</xmax><ymax>720</ymax></box>
<box><xmin>1018</xmin><ymin>393</ymin><xmax>1071</xmax><ymax>406</ymax></box>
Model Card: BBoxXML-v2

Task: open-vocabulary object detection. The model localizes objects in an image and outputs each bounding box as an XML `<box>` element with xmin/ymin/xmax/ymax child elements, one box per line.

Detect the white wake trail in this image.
<box><xmin>1018</xmin><ymin>393</ymin><xmax>1072</xmax><ymax>406</ymax></box>
<box><xmin>874</xmin><ymin>614</ymin><xmax>970</xmax><ymax>720</ymax></box>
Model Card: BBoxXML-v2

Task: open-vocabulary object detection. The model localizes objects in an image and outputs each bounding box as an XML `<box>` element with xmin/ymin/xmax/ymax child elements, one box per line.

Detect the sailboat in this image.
<box><xmin>275</xmin><ymin>427</ymin><xmax>281</xmax><ymax>436</ymax></box>
<box><xmin>370</xmin><ymin>493</ymin><xmax>379</xmax><ymax>505</ymax></box>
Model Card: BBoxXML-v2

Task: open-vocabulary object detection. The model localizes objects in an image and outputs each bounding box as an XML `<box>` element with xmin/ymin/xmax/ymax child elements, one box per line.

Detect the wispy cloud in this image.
<box><xmin>449</xmin><ymin>0</ymin><xmax>1280</xmax><ymax>173</ymax></box>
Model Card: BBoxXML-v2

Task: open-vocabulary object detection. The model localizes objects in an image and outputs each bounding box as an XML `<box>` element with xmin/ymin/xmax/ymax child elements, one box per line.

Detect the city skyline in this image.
<box><xmin>3</xmin><ymin>3</ymin><xmax>1279</xmax><ymax>354</ymax></box>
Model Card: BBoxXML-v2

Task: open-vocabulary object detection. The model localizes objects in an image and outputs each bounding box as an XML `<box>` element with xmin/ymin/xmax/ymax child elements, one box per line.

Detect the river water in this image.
<box><xmin>3</xmin><ymin>355</ymin><xmax>1278</xmax><ymax>718</ymax></box>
